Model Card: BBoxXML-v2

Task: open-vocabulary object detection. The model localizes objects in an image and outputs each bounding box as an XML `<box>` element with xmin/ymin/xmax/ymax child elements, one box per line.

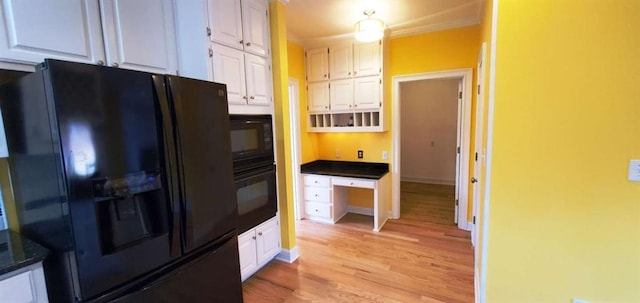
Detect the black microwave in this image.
<box><xmin>229</xmin><ymin>115</ymin><xmax>274</xmax><ymax>172</ymax></box>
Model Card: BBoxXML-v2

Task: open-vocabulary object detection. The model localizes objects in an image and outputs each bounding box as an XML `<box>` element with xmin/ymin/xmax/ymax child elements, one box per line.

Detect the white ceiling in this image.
<box><xmin>285</xmin><ymin>0</ymin><xmax>482</xmax><ymax>46</ymax></box>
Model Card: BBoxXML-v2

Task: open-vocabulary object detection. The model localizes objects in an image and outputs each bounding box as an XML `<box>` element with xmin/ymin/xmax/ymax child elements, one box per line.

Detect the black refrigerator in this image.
<box><xmin>0</xmin><ymin>60</ymin><xmax>243</xmax><ymax>302</ymax></box>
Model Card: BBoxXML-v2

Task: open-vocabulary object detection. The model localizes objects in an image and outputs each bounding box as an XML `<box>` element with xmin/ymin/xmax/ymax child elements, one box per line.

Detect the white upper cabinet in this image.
<box><xmin>305</xmin><ymin>47</ymin><xmax>328</xmax><ymax>82</ymax></box>
<box><xmin>100</xmin><ymin>0</ymin><xmax>177</xmax><ymax>74</ymax></box>
<box><xmin>329</xmin><ymin>79</ymin><xmax>353</xmax><ymax>111</ymax></box>
<box><xmin>329</xmin><ymin>43</ymin><xmax>353</xmax><ymax>80</ymax></box>
<box><xmin>308</xmin><ymin>82</ymin><xmax>330</xmax><ymax>112</ymax></box>
<box><xmin>208</xmin><ymin>0</ymin><xmax>270</xmax><ymax>57</ymax></box>
<box><xmin>0</xmin><ymin>0</ymin><xmax>105</xmax><ymax>65</ymax></box>
<box><xmin>241</xmin><ymin>0</ymin><xmax>270</xmax><ymax>57</ymax></box>
<box><xmin>353</xmin><ymin>41</ymin><xmax>381</xmax><ymax>77</ymax></box>
<box><xmin>207</xmin><ymin>0</ymin><xmax>243</xmax><ymax>50</ymax></box>
<box><xmin>354</xmin><ymin>76</ymin><xmax>381</xmax><ymax>109</ymax></box>
<box><xmin>244</xmin><ymin>52</ymin><xmax>270</xmax><ymax>105</ymax></box>
<box><xmin>0</xmin><ymin>0</ymin><xmax>178</xmax><ymax>74</ymax></box>
<box><xmin>210</xmin><ymin>44</ymin><xmax>246</xmax><ymax>105</ymax></box>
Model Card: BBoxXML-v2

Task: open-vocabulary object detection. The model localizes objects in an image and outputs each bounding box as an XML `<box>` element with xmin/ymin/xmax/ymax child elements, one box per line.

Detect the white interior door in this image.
<box><xmin>472</xmin><ymin>43</ymin><xmax>487</xmax><ymax>247</ymax></box>
<box><xmin>454</xmin><ymin>80</ymin><xmax>463</xmax><ymax>224</ymax></box>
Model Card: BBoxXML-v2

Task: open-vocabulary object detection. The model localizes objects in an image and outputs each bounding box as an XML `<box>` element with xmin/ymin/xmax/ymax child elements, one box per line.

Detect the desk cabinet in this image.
<box><xmin>302</xmin><ymin>173</ymin><xmax>390</xmax><ymax>232</ymax></box>
<box><xmin>0</xmin><ymin>262</ymin><xmax>48</xmax><ymax>303</ymax></box>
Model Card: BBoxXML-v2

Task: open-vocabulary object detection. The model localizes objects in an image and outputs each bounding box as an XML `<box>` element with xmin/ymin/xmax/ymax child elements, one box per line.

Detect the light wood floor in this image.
<box><xmin>242</xmin><ymin>182</ymin><xmax>474</xmax><ymax>302</ymax></box>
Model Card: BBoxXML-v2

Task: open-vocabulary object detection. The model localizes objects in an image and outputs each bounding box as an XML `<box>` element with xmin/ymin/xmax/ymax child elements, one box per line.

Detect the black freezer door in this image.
<box><xmin>47</xmin><ymin>60</ymin><xmax>173</xmax><ymax>300</ymax></box>
<box><xmin>165</xmin><ymin>76</ymin><xmax>237</xmax><ymax>253</ymax></box>
<box><xmin>110</xmin><ymin>232</ymin><xmax>243</xmax><ymax>303</ymax></box>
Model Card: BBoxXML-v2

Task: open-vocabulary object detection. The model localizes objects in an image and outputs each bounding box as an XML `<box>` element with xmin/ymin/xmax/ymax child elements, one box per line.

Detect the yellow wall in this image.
<box><xmin>287</xmin><ymin>41</ymin><xmax>318</xmax><ymax>163</ymax></box>
<box><xmin>268</xmin><ymin>1</ymin><xmax>295</xmax><ymax>250</ymax></box>
<box><xmin>485</xmin><ymin>0</ymin><xmax>640</xmax><ymax>301</ymax></box>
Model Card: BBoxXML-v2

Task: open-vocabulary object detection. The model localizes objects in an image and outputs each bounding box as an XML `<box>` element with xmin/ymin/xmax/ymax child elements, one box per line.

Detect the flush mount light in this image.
<box><xmin>354</xmin><ymin>9</ymin><xmax>385</xmax><ymax>42</ymax></box>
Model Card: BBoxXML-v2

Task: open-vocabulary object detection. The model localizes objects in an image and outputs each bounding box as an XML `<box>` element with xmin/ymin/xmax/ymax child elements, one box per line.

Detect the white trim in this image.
<box><xmin>288</xmin><ymin>78</ymin><xmax>304</xmax><ymax>221</ymax></box>
<box><xmin>472</xmin><ymin>42</ymin><xmax>487</xmax><ymax>247</ymax></box>
<box><xmin>479</xmin><ymin>1</ymin><xmax>499</xmax><ymax>302</ymax></box>
<box><xmin>346</xmin><ymin>205</ymin><xmax>374</xmax><ymax>216</ymax></box>
<box><xmin>400</xmin><ymin>176</ymin><xmax>455</xmax><ymax>185</ymax></box>
<box><xmin>276</xmin><ymin>246</ymin><xmax>299</xmax><ymax>263</ymax></box>
<box><xmin>389</xmin><ymin>18</ymin><xmax>480</xmax><ymax>39</ymax></box>
<box><xmin>392</xmin><ymin>68</ymin><xmax>473</xmax><ymax>231</ymax></box>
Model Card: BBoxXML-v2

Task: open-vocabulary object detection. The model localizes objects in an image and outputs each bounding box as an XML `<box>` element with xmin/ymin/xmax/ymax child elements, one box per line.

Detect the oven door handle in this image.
<box><xmin>234</xmin><ymin>165</ymin><xmax>276</xmax><ymax>181</ymax></box>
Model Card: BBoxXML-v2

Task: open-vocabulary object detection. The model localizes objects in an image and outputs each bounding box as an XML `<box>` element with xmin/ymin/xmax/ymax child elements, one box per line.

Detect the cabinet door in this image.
<box><xmin>256</xmin><ymin>217</ymin><xmax>280</xmax><ymax>265</ymax></box>
<box><xmin>353</xmin><ymin>41</ymin><xmax>381</xmax><ymax>77</ymax></box>
<box><xmin>329</xmin><ymin>79</ymin><xmax>354</xmax><ymax>111</ymax></box>
<box><xmin>241</xmin><ymin>0</ymin><xmax>270</xmax><ymax>57</ymax></box>
<box><xmin>305</xmin><ymin>48</ymin><xmax>328</xmax><ymax>82</ymax></box>
<box><xmin>207</xmin><ymin>0</ymin><xmax>243</xmax><ymax>50</ymax></box>
<box><xmin>237</xmin><ymin>231</ymin><xmax>258</xmax><ymax>281</ymax></box>
<box><xmin>211</xmin><ymin>44</ymin><xmax>247</xmax><ymax>105</ymax></box>
<box><xmin>244</xmin><ymin>53</ymin><xmax>271</xmax><ymax>106</ymax></box>
<box><xmin>329</xmin><ymin>43</ymin><xmax>353</xmax><ymax>80</ymax></box>
<box><xmin>354</xmin><ymin>76</ymin><xmax>381</xmax><ymax>109</ymax></box>
<box><xmin>307</xmin><ymin>82</ymin><xmax>330</xmax><ymax>112</ymax></box>
<box><xmin>100</xmin><ymin>0</ymin><xmax>178</xmax><ymax>74</ymax></box>
<box><xmin>0</xmin><ymin>0</ymin><xmax>104</xmax><ymax>65</ymax></box>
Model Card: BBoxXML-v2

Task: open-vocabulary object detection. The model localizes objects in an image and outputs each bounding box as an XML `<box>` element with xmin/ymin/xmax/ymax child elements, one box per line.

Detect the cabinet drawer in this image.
<box><xmin>303</xmin><ymin>175</ymin><xmax>330</xmax><ymax>187</ymax></box>
<box><xmin>304</xmin><ymin>187</ymin><xmax>331</xmax><ymax>202</ymax></box>
<box><xmin>332</xmin><ymin>177</ymin><xmax>375</xmax><ymax>189</ymax></box>
<box><xmin>305</xmin><ymin>202</ymin><xmax>331</xmax><ymax>219</ymax></box>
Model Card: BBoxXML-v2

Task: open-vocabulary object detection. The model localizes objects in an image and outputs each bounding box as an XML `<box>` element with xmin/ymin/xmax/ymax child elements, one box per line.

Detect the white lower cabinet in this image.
<box><xmin>238</xmin><ymin>216</ymin><xmax>280</xmax><ymax>281</ymax></box>
<box><xmin>0</xmin><ymin>262</ymin><xmax>48</xmax><ymax>303</ymax></box>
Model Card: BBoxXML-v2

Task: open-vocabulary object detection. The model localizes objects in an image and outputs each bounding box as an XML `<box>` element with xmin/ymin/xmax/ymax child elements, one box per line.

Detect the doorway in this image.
<box><xmin>392</xmin><ymin>69</ymin><xmax>473</xmax><ymax>230</ymax></box>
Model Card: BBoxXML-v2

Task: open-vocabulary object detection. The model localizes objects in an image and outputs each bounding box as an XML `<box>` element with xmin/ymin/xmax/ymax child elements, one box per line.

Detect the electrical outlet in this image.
<box><xmin>572</xmin><ymin>299</ymin><xmax>589</xmax><ymax>303</ymax></box>
<box><xmin>335</xmin><ymin>149</ymin><xmax>341</xmax><ymax>159</ymax></box>
<box><xmin>357</xmin><ymin>150</ymin><xmax>363</xmax><ymax>159</ymax></box>
<box><xmin>382</xmin><ymin>150</ymin><xmax>388</xmax><ymax>160</ymax></box>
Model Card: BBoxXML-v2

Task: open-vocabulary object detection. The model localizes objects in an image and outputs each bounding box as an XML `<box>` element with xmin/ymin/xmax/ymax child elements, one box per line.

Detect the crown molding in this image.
<box><xmin>389</xmin><ymin>18</ymin><xmax>480</xmax><ymax>38</ymax></box>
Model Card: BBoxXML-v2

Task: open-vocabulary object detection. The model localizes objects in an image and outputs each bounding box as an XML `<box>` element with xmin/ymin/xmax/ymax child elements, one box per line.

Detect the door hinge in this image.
<box><xmin>206</xmin><ymin>27</ymin><xmax>211</xmax><ymax>37</ymax></box>
<box><xmin>208</xmin><ymin>48</ymin><xmax>213</xmax><ymax>57</ymax></box>
<box><xmin>477</xmin><ymin>85</ymin><xmax>481</xmax><ymax>94</ymax></box>
<box><xmin>455</xmin><ymin>199</ymin><xmax>459</xmax><ymax>206</ymax></box>
<box><xmin>473</xmin><ymin>216</ymin><xmax>476</xmax><ymax>224</ymax></box>
<box><xmin>304</xmin><ymin>52</ymin><xmax>307</xmax><ymax>58</ymax></box>
<box><xmin>475</xmin><ymin>152</ymin><xmax>478</xmax><ymax>161</ymax></box>
<box><xmin>327</xmin><ymin>48</ymin><xmax>330</xmax><ymax>54</ymax></box>
<box><xmin>268</xmin><ymin>65</ymin><xmax>271</xmax><ymax>71</ymax></box>
<box><xmin>379</xmin><ymin>102</ymin><xmax>382</xmax><ymax>107</ymax></box>
<box><xmin>457</xmin><ymin>146</ymin><xmax>460</xmax><ymax>154</ymax></box>
<box><xmin>458</xmin><ymin>91</ymin><xmax>462</xmax><ymax>99</ymax></box>
<box><xmin>379</xmin><ymin>79</ymin><xmax>382</xmax><ymax>84</ymax></box>
<box><xmin>379</xmin><ymin>68</ymin><xmax>382</xmax><ymax>73</ymax></box>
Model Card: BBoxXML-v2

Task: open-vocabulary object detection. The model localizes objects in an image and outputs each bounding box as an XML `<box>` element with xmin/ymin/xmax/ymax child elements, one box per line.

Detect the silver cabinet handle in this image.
<box><xmin>97</xmin><ymin>60</ymin><xmax>105</xmax><ymax>66</ymax></box>
<box><xmin>252</xmin><ymin>236</ymin><xmax>256</xmax><ymax>240</ymax></box>
<box><xmin>258</xmin><ymin>232</ymin><xmax>263</xmax><ymax>236</ymax></box>
<box><xmin>354</xmin><ymin>104</ymin><xmax>358</xmax><ymax>107</ymax></box>
<box><xmin>246</xmin><ymin>42</ymin><xmax>252</xmax><ymax>46</ymax></box>
<box><xmin>239</xmin><ymin>39</ymin><xmax>244</xmax><ymax>44</ymax></box>
<box><xmin>243</xmin><ymin>96</ymin><xmax>248</xmax><ymax>99</ymax></box>
<box><xmin>354</xmin><ymin>71</ymin><xmax>357</xmax><ymax>75</ymax></box>
<box><xmin>250</xmin><ymin>96</ymin><xmax>255</xmax><ymax>100</ymax></box>
<box><xmin>471</xmin><ymin>177</ymin><xmax>478</xmax><ymax>183</ymax></box>
<box><xmin>112</xmin><ymin>62</ymin><xmax>119</xmax><ymax>68</ymax></box>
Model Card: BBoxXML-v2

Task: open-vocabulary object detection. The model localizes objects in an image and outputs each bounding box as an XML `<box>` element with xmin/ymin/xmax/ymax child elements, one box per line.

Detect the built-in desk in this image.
<box><xmin>301</xmin><ymin>160</ymin><xmax>390</xmax><ymax>232</ymax></box>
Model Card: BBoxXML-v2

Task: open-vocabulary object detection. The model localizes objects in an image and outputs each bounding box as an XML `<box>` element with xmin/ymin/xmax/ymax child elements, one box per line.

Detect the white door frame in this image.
<box><xmin>288</xmin><ymin>78</ymin><xmax>303</xmax><ymax>220</ymax></box>
<box><xmin>472</xmin><ymin>43</ymin><xmax>487</xmax><ymax>247</ymax></box>
<box><xmin>392</xmin><ymin>68</ymin><xmax>473</xmax><ymax>230</ymax></box>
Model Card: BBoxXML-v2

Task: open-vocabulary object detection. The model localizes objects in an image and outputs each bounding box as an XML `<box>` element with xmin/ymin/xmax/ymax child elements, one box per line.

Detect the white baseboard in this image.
<box><xmin>275</xmin><ymin>246</ymin><xmax>299</xmax><ymax>263</ymax></box>
<box><xmin>347</xmin><ymin>205</ymin><xmax>373</xmax><ymax>216</ymax></box>
<box><xmin>459</xmin><ymin>220</ymin><xmax>472</xmax><ymax>231</ymax></box>
<box><xmin>400</xmin><ymin>176</ymin><xmax>455</xmax><ymax>185</ymax></box>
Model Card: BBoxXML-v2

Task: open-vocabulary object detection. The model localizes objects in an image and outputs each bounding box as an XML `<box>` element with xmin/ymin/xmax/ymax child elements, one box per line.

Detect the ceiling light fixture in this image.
<box><xmin>354</xmin><ymin>9</ymin><xmax>385</xmax><ymax>42</ymax></box>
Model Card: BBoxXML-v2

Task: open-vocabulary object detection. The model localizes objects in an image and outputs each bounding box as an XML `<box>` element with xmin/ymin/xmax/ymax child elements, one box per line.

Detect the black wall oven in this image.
<box><xmin>230</xmin><ymin>114</ymin><xmax>274</xmax><ymax>172</ymax></box>
<box><xmin>230</xmin><ymin>115</ymin><xmax>277</xmax><ymax>234</ymax></box>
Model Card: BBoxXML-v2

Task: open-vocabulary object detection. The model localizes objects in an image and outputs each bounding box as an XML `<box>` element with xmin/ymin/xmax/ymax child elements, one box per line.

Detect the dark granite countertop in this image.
<box><xmin>301</xmin><ymin>160</ymin><xmax>389</xmax><ymax>179</ymax></box>
<box><xmin>0</xmin><ymin>229</ymin><xmax>49</xmax><ymax>276</ymax></box>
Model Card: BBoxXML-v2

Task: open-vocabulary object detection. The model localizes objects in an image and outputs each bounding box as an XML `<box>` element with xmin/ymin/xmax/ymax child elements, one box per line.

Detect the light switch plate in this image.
<box><xmin>628</xmin><ymin>159</ymin><xmax>640</xmax><ymax>182</ymax></box>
